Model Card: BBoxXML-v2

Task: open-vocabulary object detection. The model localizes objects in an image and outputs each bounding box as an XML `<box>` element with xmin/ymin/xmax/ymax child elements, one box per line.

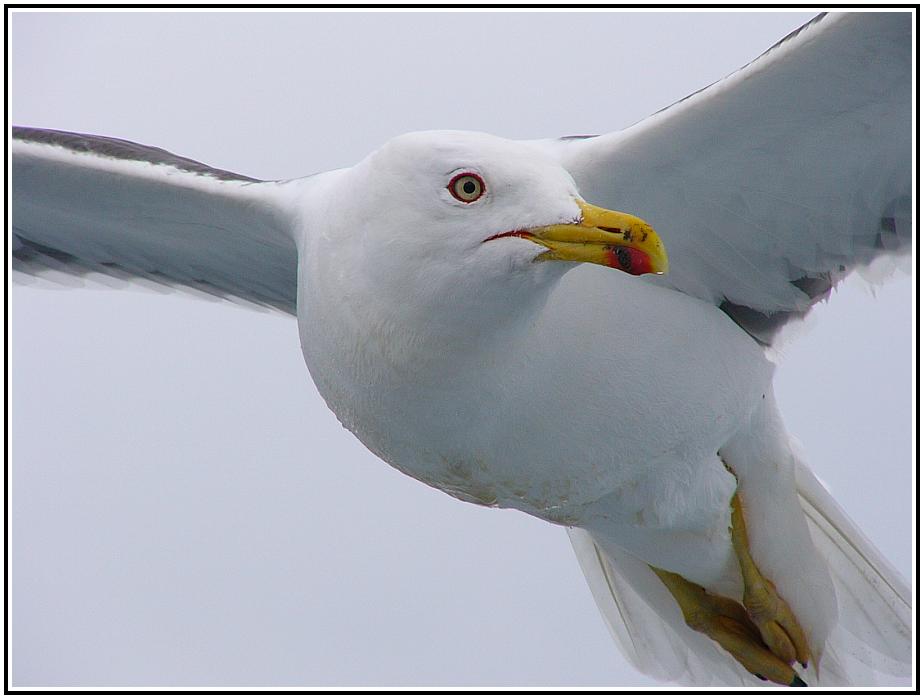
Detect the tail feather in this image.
<box><xmin>569</xmin><ymin>464</ymin><xmax>911</xmax><ymax>687</ymax></box>
<box><xmin>569</xmin><ymin>528</ymin><xmax>757</xmax><ymax>686</ymax></box>
<box><xmin>795</xmin><ymin>462</ymin><xmax>911</xmax><ymax>679</ymax></box>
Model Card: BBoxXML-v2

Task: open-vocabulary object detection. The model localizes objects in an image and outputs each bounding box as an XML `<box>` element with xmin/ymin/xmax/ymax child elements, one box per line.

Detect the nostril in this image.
<box><xmin>600</xmin><ymin>226</ymin><xmax>631</xmax><ymax>241</ymax></box>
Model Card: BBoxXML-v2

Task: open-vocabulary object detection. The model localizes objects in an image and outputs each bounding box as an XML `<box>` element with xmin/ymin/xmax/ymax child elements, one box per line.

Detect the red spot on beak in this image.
<box><xmin>604</xmin><ymin>246</ymin><xmax>652</xmax><ymax>276</ymax></box>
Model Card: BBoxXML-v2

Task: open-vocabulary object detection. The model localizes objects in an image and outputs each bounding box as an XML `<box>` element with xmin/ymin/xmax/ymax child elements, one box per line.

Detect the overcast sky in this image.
<box><xmin>10</xmin><ymin>10</ymin><xmax>912</xmax><ymax>688</ymax></box>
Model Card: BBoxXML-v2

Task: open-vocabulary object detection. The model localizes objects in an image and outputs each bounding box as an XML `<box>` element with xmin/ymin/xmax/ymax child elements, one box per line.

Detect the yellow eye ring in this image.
<box><xmin>448</xmin><ymin>173</ymin><xmax>485</xmax><ymax>203</ymax></box>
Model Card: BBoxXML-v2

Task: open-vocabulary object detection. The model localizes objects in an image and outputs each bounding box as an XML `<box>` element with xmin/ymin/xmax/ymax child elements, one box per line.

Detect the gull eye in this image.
<box><xmin>448</xmin><ymin>173</ymin><xmax>485</xmax><ymax>203</ymax></box>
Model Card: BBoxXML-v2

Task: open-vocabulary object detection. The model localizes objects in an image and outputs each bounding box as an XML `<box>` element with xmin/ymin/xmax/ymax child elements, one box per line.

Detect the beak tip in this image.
<box><xmin>528</xmin><ymin>200</ymin><xmax>670</xmax><ymax>277</ymax></box>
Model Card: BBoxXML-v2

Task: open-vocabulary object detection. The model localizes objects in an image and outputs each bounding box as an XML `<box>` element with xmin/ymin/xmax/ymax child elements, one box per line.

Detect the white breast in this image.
<box><xmin>299</xmin><ymin>255</ymin><xmax>773</xmax><ymax>533</ymax></box>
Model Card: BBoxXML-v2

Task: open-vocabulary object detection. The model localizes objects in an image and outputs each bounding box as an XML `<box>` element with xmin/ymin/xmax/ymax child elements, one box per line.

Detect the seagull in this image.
<box><xmin>12</xmin><ymin>11</ymin><xmax>911</xmax><ymax>687</ymax></box>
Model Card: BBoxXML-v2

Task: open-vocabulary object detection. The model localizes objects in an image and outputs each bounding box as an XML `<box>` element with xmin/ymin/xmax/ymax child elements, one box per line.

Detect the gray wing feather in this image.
<box><xmin>544</xmin><ymin>12</ymin><xmax>911</xmax><ymax>344</ymax></box>
<box><xmin>13</xmin><ymin>127</ymin><xmax>299</xmax><ymax>313</ymax></box>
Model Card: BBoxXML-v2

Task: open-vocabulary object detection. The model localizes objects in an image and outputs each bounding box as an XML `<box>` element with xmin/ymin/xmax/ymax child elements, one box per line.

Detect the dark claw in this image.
<box><xmin>800</xmin><ymin>661</ymin><xmax>808</xmax><ymax>669</ymax></box>
<box><xmin>789</xmin><ymin>674</ymin><xmax>808</xmax><ymax>687</ymax></box>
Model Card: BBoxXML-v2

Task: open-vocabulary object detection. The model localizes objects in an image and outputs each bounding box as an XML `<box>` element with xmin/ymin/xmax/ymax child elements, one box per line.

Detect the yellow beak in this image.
<box><xmin>522</xmin><ymin>200</ymin><xmax>668</xmax><ymax>276</ymax></box>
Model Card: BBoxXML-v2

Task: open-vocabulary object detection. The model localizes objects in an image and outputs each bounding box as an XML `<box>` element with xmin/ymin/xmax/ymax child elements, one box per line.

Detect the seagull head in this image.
<box><xmin>321</xmin><ymin>131</ymin><xmax>667</xmax><ymax>338</ymax></box>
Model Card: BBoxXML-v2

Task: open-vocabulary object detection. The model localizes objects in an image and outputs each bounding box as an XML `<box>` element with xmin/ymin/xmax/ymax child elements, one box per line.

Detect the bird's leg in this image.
<box><xmin>729</xmin><ymin>490</ymin><xmax>811</xmax><ymax>672</ymax></box>
<box><xmin>651</xmin><ymin>567</ymin><xmax>807</xmax><ymax>686</ymax></box>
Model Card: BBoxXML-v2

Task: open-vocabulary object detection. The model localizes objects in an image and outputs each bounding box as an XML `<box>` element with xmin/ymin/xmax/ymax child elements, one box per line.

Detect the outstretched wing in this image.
<box><xmin>13</xmin><ymin>127</ymin><xmax>301</xmax><ymax>314</ymax></box>
<box><xmin>543</xmin><ymin>12</ymin><xmax>911</xmax><ymax>344</ymax></box>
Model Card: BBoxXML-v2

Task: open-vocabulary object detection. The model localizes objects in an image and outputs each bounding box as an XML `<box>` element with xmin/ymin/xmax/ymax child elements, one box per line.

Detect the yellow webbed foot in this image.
<box><xmin>731</xmin><ymin>491</ymin><xmax>811</xmax><ymax>669</ymax></box>
<box><xmin>652</xmin><ymin>567</ymin><xmax>807</xmax><ymax>686</ymax></box>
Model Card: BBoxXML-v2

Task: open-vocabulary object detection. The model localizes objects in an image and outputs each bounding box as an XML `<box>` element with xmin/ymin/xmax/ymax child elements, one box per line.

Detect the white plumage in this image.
<box><xmin>12</xmin><ymin>12</ymin><xmax>911</xmax><ymax>687</ymax></box>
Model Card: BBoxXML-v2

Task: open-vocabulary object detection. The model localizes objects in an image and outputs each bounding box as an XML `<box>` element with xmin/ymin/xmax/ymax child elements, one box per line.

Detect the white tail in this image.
<box><xmin>569</xmin><ymin>461</ymin><xmax>911</xmax><ymax>687</ymax></box>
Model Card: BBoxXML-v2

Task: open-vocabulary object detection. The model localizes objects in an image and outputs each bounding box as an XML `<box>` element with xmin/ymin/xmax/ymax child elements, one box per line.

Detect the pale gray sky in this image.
<box><xmin>11</xmin><ymin>10</ymin><xmax>912</xmax><ymax>687</ymax></box>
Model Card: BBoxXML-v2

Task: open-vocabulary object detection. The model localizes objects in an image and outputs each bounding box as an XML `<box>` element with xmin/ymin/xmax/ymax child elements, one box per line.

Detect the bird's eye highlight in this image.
<box><xmin>448</xmin><ymin>173</ymin><xmax>485</xmax><ymax>203</ymax></box>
